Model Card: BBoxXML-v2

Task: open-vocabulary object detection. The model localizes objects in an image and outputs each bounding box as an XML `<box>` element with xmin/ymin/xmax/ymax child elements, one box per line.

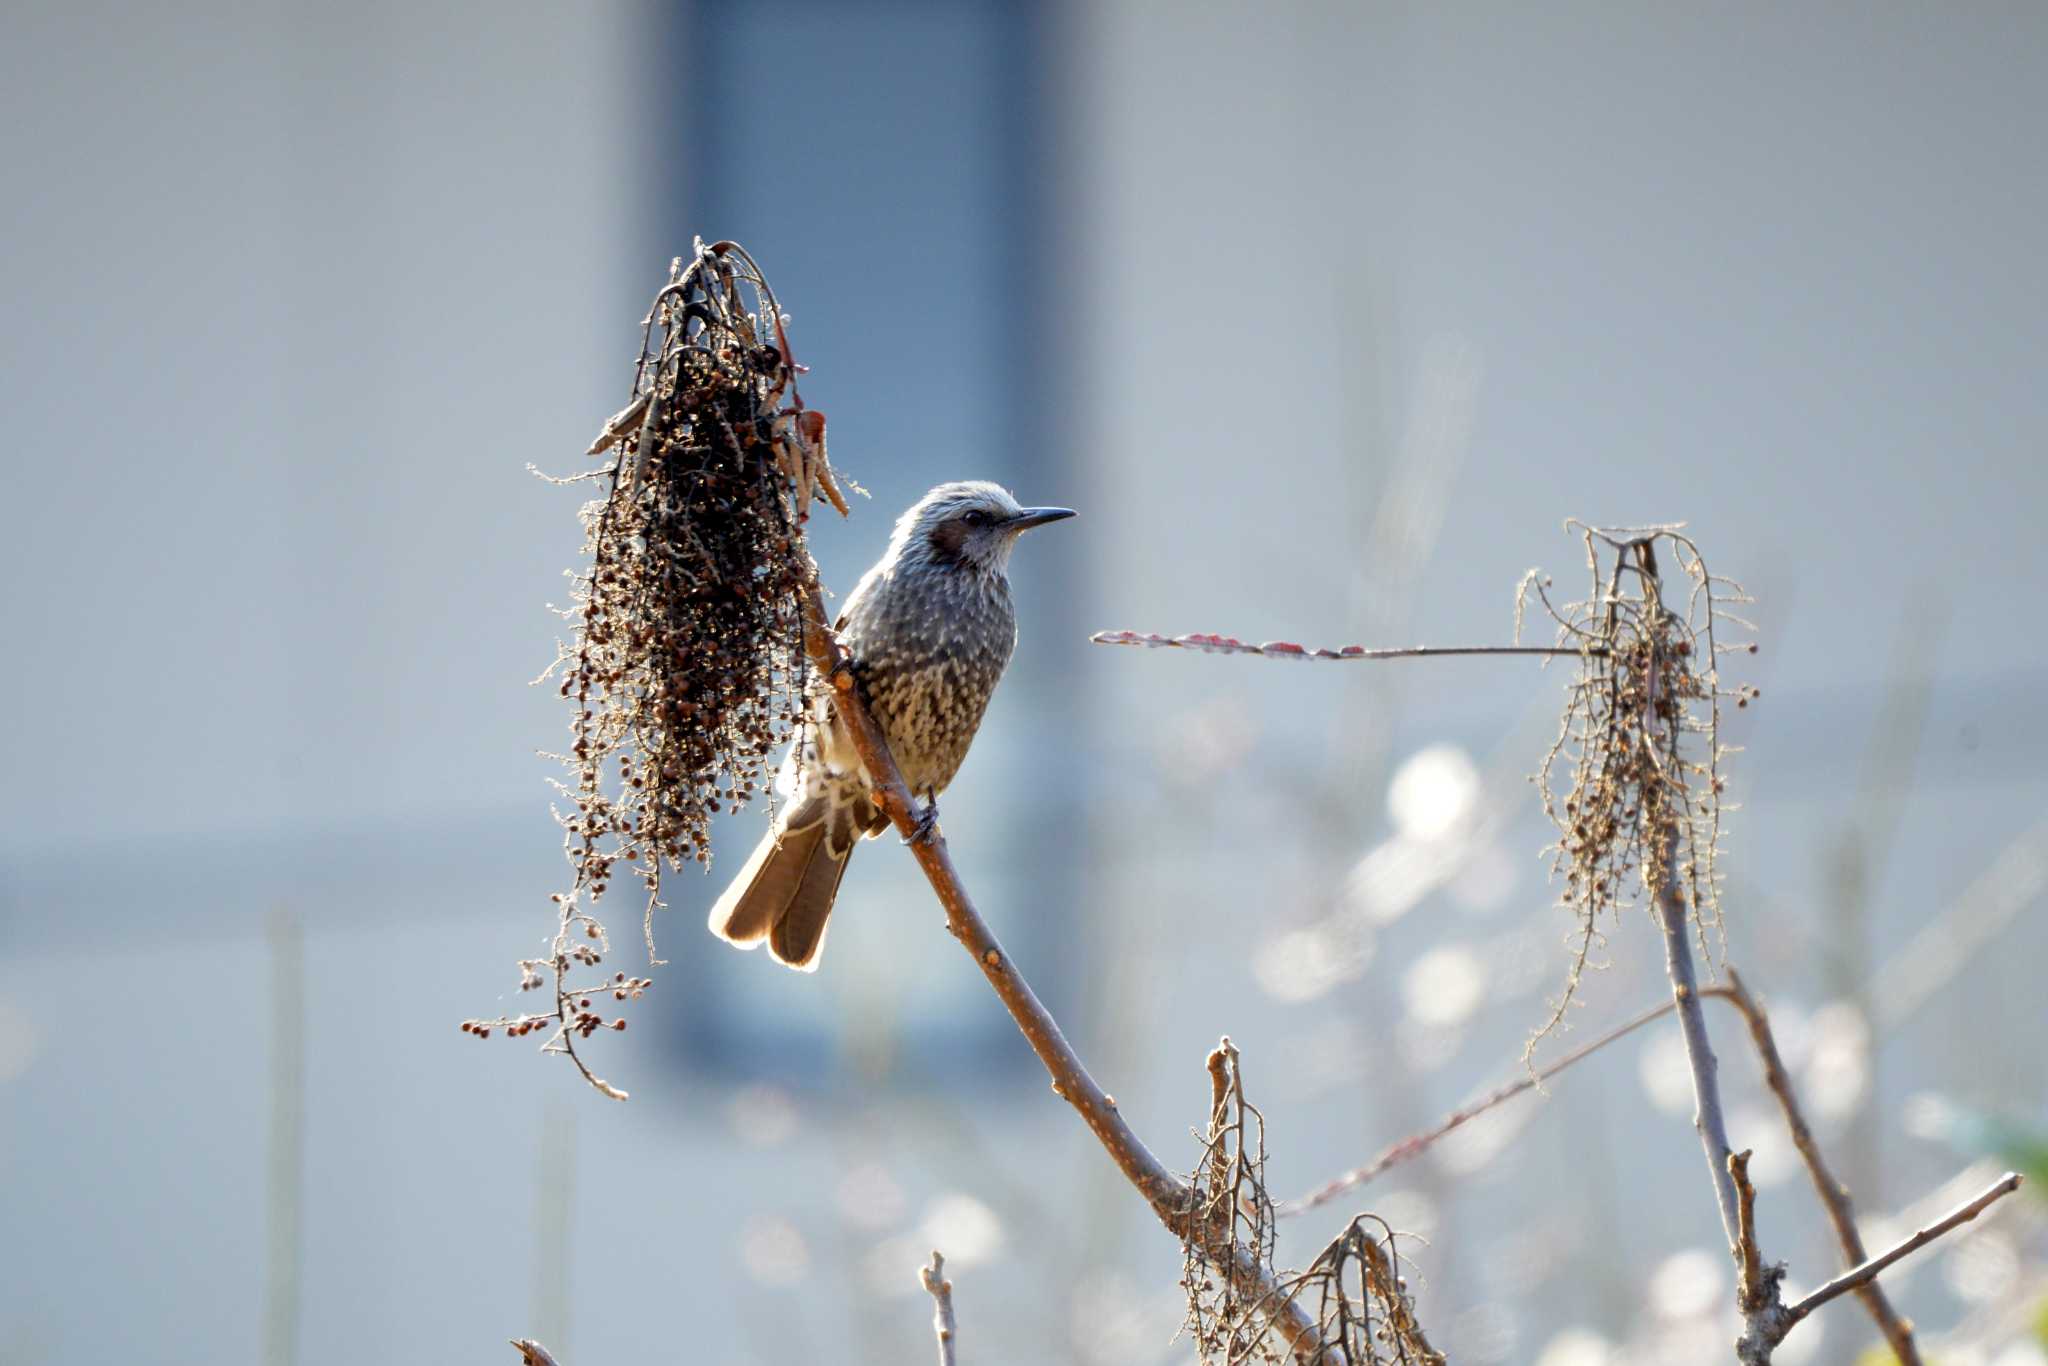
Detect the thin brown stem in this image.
<box><xmin>1782</xmin><ymin>1171</ymin><xmax>2022</xmax><ymax>1327</ymax></box>
<box><xmin>1720</xmin><ymin>968</ymin><xmax>1921</xmax><ymax>1362</ymax></box>
<box><xmin>800</xmin><ymin>582</ymin><xmax>1329</xmax><ymax>1365</ymax></box>
<box><xmin>1730</xmin><ymin>1150</ymin><xmax>1768</xmax><ymax>1312</ymax></box>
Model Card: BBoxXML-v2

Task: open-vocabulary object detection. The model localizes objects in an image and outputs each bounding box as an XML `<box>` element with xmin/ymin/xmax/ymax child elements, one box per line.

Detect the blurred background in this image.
<box><xmin>5</xmin><ymin>2</ymin><xmax>2047</xmax><ymax>1363</ymax></box>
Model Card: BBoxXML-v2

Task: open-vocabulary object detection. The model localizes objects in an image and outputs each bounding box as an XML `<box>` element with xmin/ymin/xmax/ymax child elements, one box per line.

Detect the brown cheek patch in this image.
<box><xmin>928</xmin><ymin>519</ymin><xmax>970</xmax><ymax>562</ymax></box>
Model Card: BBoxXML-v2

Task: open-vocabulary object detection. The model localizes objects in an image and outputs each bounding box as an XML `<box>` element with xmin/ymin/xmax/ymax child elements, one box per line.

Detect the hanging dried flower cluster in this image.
<box><xmin>467</xmin><ymin>241</ymin><xmax>849</xmax><ymax>1097</ymax></box>
<box><xmin>1519</xmin><ymin>523</ymin><xmax>1756</xmax><ymax>1054</ymax></box>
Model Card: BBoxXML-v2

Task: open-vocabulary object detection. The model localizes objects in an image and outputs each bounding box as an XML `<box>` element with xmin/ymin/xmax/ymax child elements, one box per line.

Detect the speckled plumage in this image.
<box><xmin>708</xmin><ymin>481</ymin><xmax>1073</xmax><ymax>970</ymax></box>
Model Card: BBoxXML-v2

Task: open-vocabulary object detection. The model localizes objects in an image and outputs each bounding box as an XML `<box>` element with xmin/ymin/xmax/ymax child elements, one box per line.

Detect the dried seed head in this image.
<box><xmin>491</xmin><ymin>241</ymin><xmax>850</xmax><ymax>1098</ymax></box>
<box><xmin>1521</xmin><ymin>524</ymin><xmax>1752</xmax><ymax>1060</ymax></box>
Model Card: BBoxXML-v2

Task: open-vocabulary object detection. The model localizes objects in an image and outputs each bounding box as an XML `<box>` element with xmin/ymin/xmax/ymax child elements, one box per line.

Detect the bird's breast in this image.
<box><xmin>838</xmin><ymin>567</ymin><xmax>1016</xmax><ymax>794</ymax></box>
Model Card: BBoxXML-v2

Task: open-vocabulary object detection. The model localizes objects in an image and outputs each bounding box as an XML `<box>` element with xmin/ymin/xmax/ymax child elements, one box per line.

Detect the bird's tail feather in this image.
<box><xmin>706</xmin><ymin>820</ymin><xmax>853</xmax><ymax>972</ymax></box>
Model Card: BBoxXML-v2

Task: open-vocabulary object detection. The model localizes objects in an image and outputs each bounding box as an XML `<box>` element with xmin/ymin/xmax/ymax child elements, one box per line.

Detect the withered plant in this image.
<box><xmin>1183</xmin><ymin>1039</ymin><xmax>1283</xmax><ymax>1363</ymax></box>
<box><xmin>1088</xmin><ymin>527</ymin><xmax>2016</xmax><ymax>1363</ymax></box>
<box><xmin>1518</xmin><ymin>522</ymin><xmax>1756</xmax><ymax>1051</ymax></box>
<box><xmin>465</xmin><ymin>241</ymin><xmax>847</xmax><ymax>1096</ymax></box>
<box><xmin>1183</xmin><ymin>1042</ymin><xmax>1440</xmax><ymax>1366</ymax></box>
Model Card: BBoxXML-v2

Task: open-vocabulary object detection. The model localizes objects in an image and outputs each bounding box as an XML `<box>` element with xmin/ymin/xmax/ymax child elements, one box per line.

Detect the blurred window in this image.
<box><xmin>658</xmin><ymin>0</ymin><xmax>1074</xmax><ymax>1084</ymax></box>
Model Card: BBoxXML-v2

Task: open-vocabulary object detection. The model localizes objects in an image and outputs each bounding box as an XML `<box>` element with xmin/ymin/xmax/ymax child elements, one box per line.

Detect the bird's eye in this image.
<box><xmin>963</xmin><ymin>509</ymin><xmax>991</xmax><ymax>527</ymax></box>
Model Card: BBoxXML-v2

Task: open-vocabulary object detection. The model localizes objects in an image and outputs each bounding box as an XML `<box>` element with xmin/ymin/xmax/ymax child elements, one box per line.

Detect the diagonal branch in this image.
<box><xmin>1717</xmin><ymin>968</ymin><xmax>1921</xmax><ymax>1362</ymax></box>
<box><xmin>1782</xmin><ymin>1172</ymin><xmax>2021</xmax><ymax>1326</ymax></box>
<box><xmin>798</xmin><ymin>581</ymin><xmax>1330</xmax><ymax>1365</ymax></box>
<box><xmin>1654</xmin><ymin>825</ymin><xmax>1743</xmax><ymax>1247</ymax></box>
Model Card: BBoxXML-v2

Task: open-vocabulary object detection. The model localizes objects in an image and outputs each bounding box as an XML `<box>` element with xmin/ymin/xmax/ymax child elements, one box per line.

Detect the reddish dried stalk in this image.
<box><xmin>1090</xmin><ymin>628</ymin><xmax>1596</xmax><ymax>660</ymax></box>
<box><xmin>1285</xmin><ymin>971</ymin><xmax>1967</xmax><ymax>1362</ymax></box>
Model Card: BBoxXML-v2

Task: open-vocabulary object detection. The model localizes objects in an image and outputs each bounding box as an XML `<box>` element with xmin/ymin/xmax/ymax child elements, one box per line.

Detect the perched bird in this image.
<box><xmin>708</xmin><ymin>481</ymin><xmax>1075</xmax><ymax>970</ymax></box>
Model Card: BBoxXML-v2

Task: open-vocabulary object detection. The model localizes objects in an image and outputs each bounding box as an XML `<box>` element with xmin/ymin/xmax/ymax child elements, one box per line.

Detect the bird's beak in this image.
<box><xmin>1006</xmin><ymin>507</ymin><xmax>1077</xmax><ymax>532</ymax></box>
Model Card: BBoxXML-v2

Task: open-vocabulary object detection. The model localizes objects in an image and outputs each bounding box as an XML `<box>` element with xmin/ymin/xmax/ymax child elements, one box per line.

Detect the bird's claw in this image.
<box><xmin>904</xmin><ymin>795</ymin><xmax>941</xmax><ymax>846</ymax></box>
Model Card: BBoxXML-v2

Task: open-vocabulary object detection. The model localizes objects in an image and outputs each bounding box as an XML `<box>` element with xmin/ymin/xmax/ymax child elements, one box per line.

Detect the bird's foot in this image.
<box><xmin>903</xmin><ymin>794</ymin><xmax>941</xmax><ymax>846</ymax></box>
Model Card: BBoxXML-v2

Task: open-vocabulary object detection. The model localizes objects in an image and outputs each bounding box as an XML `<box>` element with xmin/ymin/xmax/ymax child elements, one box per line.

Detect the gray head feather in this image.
<box><xmin>885</xmin><ymin>481</ymin><xmax>1072</xmax><ymax>579</ymax></box>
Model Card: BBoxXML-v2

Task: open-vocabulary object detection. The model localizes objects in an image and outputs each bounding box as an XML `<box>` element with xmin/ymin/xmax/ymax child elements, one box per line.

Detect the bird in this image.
<box><xmin>708</xmin><ymin>481</ymin><xmax>1075</xmax><ymax>970</ymax></box>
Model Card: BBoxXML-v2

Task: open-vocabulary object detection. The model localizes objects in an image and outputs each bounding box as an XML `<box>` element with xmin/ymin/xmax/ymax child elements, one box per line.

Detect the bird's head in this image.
<box><xmin>891</xmin><ymin>481</ymin><xmax>1075</xmax><ymax>579</ymax></box>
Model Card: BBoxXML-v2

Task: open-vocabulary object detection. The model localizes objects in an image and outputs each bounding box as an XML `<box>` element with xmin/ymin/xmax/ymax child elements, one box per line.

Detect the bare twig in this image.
<box><xmin>1719</xmin><ymin>968</ymin><xmax>1921</xmax><ymax>1361</ymax></box>
<box><xmin>798</xmin><ymin>583</ymin><xmax>1328</xmax><ymax>1364</ymax></box>
<box><xmin>1729</xmin><ymin>1150</ymin><xmax>1772</xmax><ymax>1313</ymax></box>
<box><xmin>1657</xmin><ymin>862</ymin><xmax>1742</xmax><ymax>1246</ymax></box>
<box><xmin>1787</xmin><ymin>1171</ymin><xmax>2021</xmax><ymax>1323</ymax></box>
<box><xmin>1278</xmin><ymin>998</ymin><xmax>1676</xmax><ymax>1216</ymax></box>
<box><xmin>919</xmin><ymin>1251</ymin><xmax>958</xmax><ymax>1366</ymax></box>
<box><xmin>1090</xmin><ymin>629</ymin><xmax>1600</xmax><ymax>661</ymax></box>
